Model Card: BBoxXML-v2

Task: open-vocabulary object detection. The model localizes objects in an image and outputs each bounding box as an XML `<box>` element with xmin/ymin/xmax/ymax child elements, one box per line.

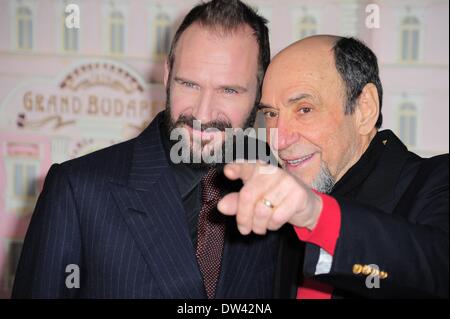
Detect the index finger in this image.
<box><xmin>223</xmin><ymin>161</ymin><xmax>257</xmax><ymax>182</ymax></box>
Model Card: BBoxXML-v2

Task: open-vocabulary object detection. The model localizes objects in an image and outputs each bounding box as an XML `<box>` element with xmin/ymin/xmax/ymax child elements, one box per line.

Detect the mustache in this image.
<box><xmin>174</xmin><ymin>114</ymin><xmax>232</xmax><ymax>132</ymax></box>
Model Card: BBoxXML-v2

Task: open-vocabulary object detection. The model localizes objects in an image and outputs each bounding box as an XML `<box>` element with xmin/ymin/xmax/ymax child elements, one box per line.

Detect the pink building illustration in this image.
<box><xmin>0</xmin><ymin>0</ymin><xmax>448</xmax><ymax>298</ymax></box>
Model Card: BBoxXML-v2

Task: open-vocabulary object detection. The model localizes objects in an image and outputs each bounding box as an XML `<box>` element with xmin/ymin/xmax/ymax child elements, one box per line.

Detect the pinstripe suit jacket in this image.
<box><xmin>12</xmin><ymin>112</ymin><xmax>280</xmax><ymax>298</ymax></box>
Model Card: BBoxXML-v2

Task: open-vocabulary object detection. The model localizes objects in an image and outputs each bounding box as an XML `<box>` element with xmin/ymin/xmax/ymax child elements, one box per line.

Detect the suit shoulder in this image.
<box><xmin>417</xmin><ymin>153</ymin><xmax>449</xmax><ymax>176</ymax></box>
<box><xmin>404</xmin><ymin>152</ymin><xmax>448</xmax><ymax>175</ymax></box>
<box><xmin>411</xmin><ymin>153</ymin><xmax>449</xmax><ymax>194</ymax></box>
<box><xmin>426</xmin><ymin>153</ymin><xmax>449</xmax><ymax>167</ymax></box>
<box><xmin>57</xmin><ymin>137</ymin><xmax>136</xmax><ymax>182</ymax></box>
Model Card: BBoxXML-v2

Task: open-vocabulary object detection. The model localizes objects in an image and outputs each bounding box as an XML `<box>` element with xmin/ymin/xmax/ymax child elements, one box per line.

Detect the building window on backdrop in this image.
<box><xmin>298</xmin><ymin>14</ymin><xmax>317</xmax><ymax>40</ymax></box>
<box><xmin>62</xmin><ymin>11</ymin><xmax>79</xmax><ymax>52</ymax></box>
<box><xmin>400</xmin><ymin>15</ymin><xmax>420</xmax><ymax>63</ymax></box>
<box><xmin>398</xmin><ymin>102</ymin><xmax>418</xmax><ymax>148</ymax></box>
<box><xmin>109</xmin><ymin>10</ymin><xmax>125</xmax><ymax>55</ymax></box>
<box><xmin>4</xmin><ymin>240</ymin><xmax>23</xmax><ymax>291</ymax></box>
<box><xmin>153</xmin><ymin>12</ymin><xmax>171</xmax><ymax>62</ymax></box>
<box><xmin>13</xmin><ymin>162</ymin><xmax>38</xmax><ymax>200</ymax></box>
<box><xmin>16</xmin><ymin>6</ymin><xmax>33</xmax><ymax>50</ymax></box>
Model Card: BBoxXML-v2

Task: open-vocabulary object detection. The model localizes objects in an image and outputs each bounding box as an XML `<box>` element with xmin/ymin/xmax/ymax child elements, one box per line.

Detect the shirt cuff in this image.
<box><xmin>294</xmin><ymin>192</ymin><xmax>341</xmax><ymax>255</ymax></box>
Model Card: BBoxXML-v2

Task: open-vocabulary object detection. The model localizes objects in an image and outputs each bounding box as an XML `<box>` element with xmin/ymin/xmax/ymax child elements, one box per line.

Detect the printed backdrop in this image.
<box><xmin>0</xmin><ymin>0</ymin><xmax>448</xmax><ymax>298</ymax></box>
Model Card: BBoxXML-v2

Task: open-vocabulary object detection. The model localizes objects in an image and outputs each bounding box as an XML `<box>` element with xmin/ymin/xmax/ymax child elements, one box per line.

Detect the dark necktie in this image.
<box><xmin>196</xmin><ymin>168</ymin><xmax>226</xmax><ymax>299</ymax></box>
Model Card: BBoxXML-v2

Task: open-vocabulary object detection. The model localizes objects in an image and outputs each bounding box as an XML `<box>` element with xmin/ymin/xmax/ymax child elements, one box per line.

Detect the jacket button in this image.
<box><xmin>362</xmin><ymin>265</ymin><xmax>373</xmax><ymax>275</ymax></box>
<box><xmin>371</xmin><ymin>268</ymin><xmax>380</xmax><ymax>277</ymax></box>
<box><xmin>352</xmin><ymin>264</ymin><xmax>363</xmax><ymax>274</ymax></box>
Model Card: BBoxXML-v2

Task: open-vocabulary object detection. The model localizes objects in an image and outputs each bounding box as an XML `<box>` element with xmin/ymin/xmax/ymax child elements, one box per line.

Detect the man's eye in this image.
<box><xmin>263</xmin><ymin>110</ymin><xmax>278</xmax><ymax>118</ymax></box>
<box><xmin>224</xmin><ymin>88</ymin><xmax>238</xmax><ymax>94</ymax></box>
<box><xmin>180</xmin><ymin>81</ymin><xmax>197</xmax><ymax>89</ymax></box>
<box><xmin>183</xmin><ymin>82</ymin><xmax>196</xmax><ymax>88</ymax></box>
<box><xmin>299</xmin><ymin>107</ymin><xmax>312</xmax><ymax>114</ymax></box>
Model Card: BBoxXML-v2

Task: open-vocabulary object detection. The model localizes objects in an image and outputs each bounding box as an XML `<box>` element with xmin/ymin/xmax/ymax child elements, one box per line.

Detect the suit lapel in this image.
<box><xmin>108</xmin><ymin>114</ymin><xmax>205</xmax><ymax>298</ymax></box>
<box><xmin>215</xmin><ymin>219</ymin><xmax>269</xmax><ymax>298</ymax></box>
<box><xmin>215</xmin><ymin>219</ymin><xmax>239</xmax><ymax>298</ymax></box>
<box><xmin>354</xmin><ymin>131</ymin><xmax>411</xmax><ymax>209</ymax></box>
<box><xmin>332</xmin><ymin>130</ymin><xmax>411</xmax><ymax>208</ymax></box>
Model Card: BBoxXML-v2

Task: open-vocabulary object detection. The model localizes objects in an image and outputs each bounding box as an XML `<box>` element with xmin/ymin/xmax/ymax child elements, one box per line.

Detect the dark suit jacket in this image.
<box><xmin>275</xmin><ymin>130</ymin><xmax>449</xmax><ymax>298</ymax></box>
<box><xmin>12</xmin><ymin>112</ymin><xmax>280</xmax><ymax>298</ymax></box>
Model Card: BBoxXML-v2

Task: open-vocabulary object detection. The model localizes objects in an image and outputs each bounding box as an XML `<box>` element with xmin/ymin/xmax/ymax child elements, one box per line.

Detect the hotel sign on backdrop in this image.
<box><xmin>0</xmin><ymin>60</ymin><xmax>162</xmax><ymax>222</ymax></box>
<box><xmin>0</xmin><ymin>60</ymin><xmax>161</xmax><ymax>159</ymax></box>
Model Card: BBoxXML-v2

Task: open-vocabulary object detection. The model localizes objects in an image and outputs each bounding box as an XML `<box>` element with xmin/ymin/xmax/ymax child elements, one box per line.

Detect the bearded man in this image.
<box><xmin>12</xmin><ymin>0</ymin><xmax>279</xmax><ymax>299</ymax></box>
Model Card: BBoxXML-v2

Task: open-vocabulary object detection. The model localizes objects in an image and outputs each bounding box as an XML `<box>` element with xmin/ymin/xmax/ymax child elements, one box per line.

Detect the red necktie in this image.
<box><xmin>196</xmin><ymin>169</ymin><xmax>226</xmax><ymax>299</ymax></box>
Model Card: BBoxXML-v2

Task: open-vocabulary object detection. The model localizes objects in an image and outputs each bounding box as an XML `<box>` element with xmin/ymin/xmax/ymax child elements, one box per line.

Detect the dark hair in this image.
<box><xmin>333</xmin><ymin>37</ymin><xmax>383</xmax><ymax>128</ymax></box>
<box><xmin>167</xmin><ymin>0</ymin><xmax>270</xmax><ymax>102</ymax></box>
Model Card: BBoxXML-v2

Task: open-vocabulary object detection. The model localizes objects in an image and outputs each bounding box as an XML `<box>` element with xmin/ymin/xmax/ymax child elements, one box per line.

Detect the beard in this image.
<box><xmin>311</xmin><ymin>161</ymin><xmax>336</xmax><ymax>194</ymax></box>
<box><xmin>164</xmin><ymin>88</ymin><xmax>258</xmax><ymax>169</ymax></box>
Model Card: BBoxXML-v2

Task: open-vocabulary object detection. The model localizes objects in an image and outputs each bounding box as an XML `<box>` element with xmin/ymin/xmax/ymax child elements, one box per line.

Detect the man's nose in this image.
<box><xmin>271</xmin><ymin>116</ymin><xmax>299</xmax><ymax>151</ymax></box>
<box><xmin>193</xmin><ymin>90</ymin><xmax>214</xmax><ymax>124</ymax></box>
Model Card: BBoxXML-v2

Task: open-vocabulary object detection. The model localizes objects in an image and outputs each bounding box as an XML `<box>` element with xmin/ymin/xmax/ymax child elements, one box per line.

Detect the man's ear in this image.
<box><xmin>355</xmin><ymin>83</ymin><xmax>380</xmax><ymax>135</ymax></box>
<box><xmin>163</xmin><ymin>59</ymin><xmax>170</xmax><ymax>89</ymax></box>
